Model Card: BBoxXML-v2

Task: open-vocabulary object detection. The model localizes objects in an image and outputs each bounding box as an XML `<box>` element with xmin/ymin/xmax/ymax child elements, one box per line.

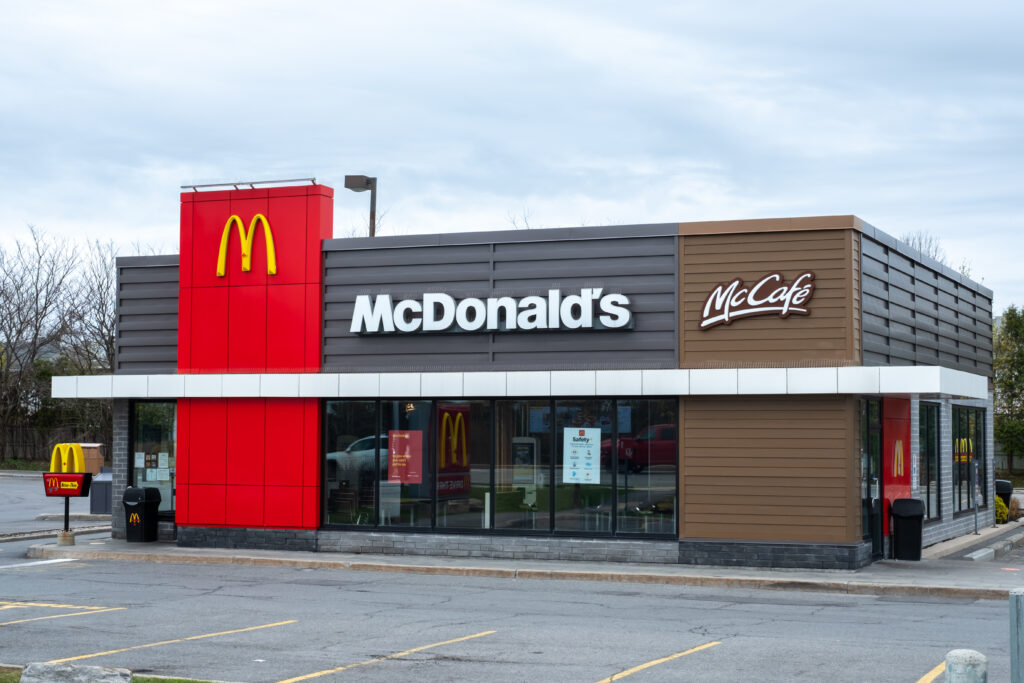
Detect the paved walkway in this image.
<box><xmin>23</xmin><ymin>519</ymin><xmax>1024</xmax><ymax>601</ymax></box>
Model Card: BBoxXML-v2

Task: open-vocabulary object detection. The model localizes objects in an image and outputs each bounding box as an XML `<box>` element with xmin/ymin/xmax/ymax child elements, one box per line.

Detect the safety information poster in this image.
<box><xmin>562</xmin><ymin>427</ymin><xmax>600</xmax><ymax>484</ymax></box>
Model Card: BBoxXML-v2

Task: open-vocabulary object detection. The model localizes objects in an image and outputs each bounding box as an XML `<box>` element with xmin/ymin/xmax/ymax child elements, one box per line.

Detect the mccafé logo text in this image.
<box><xmin>351</xmin><ymin>288</ymin><xmax>632</xmax><ymax>335</ymax></box>
<box><xmin>216</xmin><ymin>214</ymin><xmax>277</xmax><ymax>277</ymax></box>
<box><xmin>700</xmin><ymin>271</ymin><xmax>815</xmax><ymax>329</ymax></box>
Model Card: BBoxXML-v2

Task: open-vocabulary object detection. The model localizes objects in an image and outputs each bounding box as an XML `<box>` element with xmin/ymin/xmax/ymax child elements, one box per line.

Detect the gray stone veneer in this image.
<box><xmin>111</xmin><ymin>400</ymin><xmax>129</xmax><ymax>539</ymax></box>
<box><xmin>678</xmin><ymin>539</ymin><xmax>873</xmax><ymax>570</ymax></box>
<box><xmin>177</xmin><ymin>526</ymin><xmax>318</xmax><ymax>552</ymax></box>
<box><xmin>318</xmin><ymin>532</ymin><xmax>680</xmax><ymax>564</ymax></box>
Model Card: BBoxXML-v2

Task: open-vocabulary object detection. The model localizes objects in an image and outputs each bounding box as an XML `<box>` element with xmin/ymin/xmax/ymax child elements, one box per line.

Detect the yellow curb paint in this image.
<box><xmin>0</xmin><ymin>607</ymin><xmax>125</xmax><ymax>627</ymax></box>
<box><xmin>47</xmin><ymin>619</ymin><xmax>297</xmax><ymax>664</ymax></box>
<box><xmin>0</xmin><ymin>600</ymin><xmax>112</xmax><ymax>610</ymax></box>
<box><xmin>916</xmin><ymin>661</ymin><xmax>946</xmax><ymax>683</ymax></box>
<box><xmin>276</xmin><ymin>630</ymin><xmax>497</xmax><ymax>683</ymax></box>
<box><xmin>593</xmin><ymin>641</ymin><xmax>721</xmax><ymax>682</ymax></box>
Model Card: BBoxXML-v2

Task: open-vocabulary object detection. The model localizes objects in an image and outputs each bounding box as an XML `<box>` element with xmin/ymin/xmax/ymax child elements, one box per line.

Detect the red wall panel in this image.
<box><xmin>187</xmin><ymin>484</ymin><xmax>225</xmax><ymax>525</ymax></box>
<box><xmin>175</xmin><ymin>399</ymin><xmax>190</xmax><ymax>485</ymax></box>
<box><xmin>302</xmin><ymin>486</ymin><xmax>321</xmax><ymax>529</ymax></box>
<box><xmin>267</xmin><ymin>194</ymin><xmax>307</xmax><ymax>286</ymax></box>
<box><xmin>265</xmin><ymin>486</ymin><xmax>303</xmax><ymax>527</ymax></box>
<box><xmin>226</xmin><ymin>399</ymin><xmax>266</xmax><ymax>486</ymax></box>
<box><xmin>175</xmin><ymin>484</ymin><xmax>190</xmax><ymax>525</ymax></box>
<box><xmin>189</xmin><ymin>287</ymin><xmax>229</xmax><ymax>373</ymax></box>
<box><xmin>227</xmin><ymin>285</ymin><xmax>268</xmax><ymax>372</ymax></box>
<box><xmin>302</xmin><ymin>399</ymin><xmax>321</xmax><ymax>488</ymax></box>
<box><xmin>266</xmin><ymin>285</ymin><xmax>306</xmax><ymax>372</ymax></box>
<box><xmin>188</xmin><ymin>399</ymin><xmax>227</xmax><ymax>485</ymax></box>
<box><xmin>265</xmin><ymin>399</ymin><xmax>304</xmax><ymax>487</ymax></box>
<box><xmin>226</xmin><ymin>486</ymin><xmax>264</xmax><ymax>527</ymax></box>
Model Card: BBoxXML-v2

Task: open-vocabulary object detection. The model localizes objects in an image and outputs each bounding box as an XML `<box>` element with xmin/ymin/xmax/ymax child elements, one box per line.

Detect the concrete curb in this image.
<box><xmin>35</xmin><ymin>513</ymin><xmax>112</xmax><ymax>522</ymax></box>
<box><xmin>26</xmin><ymin>544</ymin><xmax>1010</xmax><ymax>601</ymax></box>
<box><xmin>0</xmin><ymin>526</ymin><xmax>111</xmax><ymax>544</ymax></box>
<box><xmin>964</xmin><ymin>528</ymin><xmax>1024</xmax><ymax>561</ymax></box>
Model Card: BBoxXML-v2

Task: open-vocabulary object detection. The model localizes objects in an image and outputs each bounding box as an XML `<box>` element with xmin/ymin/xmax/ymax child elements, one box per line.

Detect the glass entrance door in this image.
<box><xmin>861</xmin><ymin>400</ymin><xmax>883</xmax><ymax>558</ymax></box>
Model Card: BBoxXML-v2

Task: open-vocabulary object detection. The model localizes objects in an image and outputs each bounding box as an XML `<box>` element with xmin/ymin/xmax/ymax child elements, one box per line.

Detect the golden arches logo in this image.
<box><xmin>439</xmin><ymin>412</ymin><xmax>468</xmax><ymax>469</ymax></box>
<box><xmin>954</xmin><ymin>438</ymin><xmax>975</xmax><ymax>463</ymax></box>
<box><xmin>893</xmin><ymin>440</ymin><xmax>904</xmax><ymax>478</ymax></box>
<box><xmin>50</xmin><ymin>443</ymin><xmax>84</xmax><ymax>474</ymax></box>
<box><xmin>216</xmin><ymin>214</ymin><xmax>277</xmax><ymax>277</ymax></box>
<box><xmin>128</xmin><ymin>512</ymin><xmax>140</xmax><ymax>525</ymax></box>
<box><xmin>46</xmin><ymin>476</ymin><xmax>59</xmax><ymax>488</ymax></box>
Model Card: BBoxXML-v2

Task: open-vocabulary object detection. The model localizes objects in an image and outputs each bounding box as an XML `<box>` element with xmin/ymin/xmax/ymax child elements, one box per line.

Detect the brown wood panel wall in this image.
<box><xmin>679</xmin><ymin>397</ymin><xmax>860</xmax><ymax>543</ymax></box>
<box><xmin>679</xmin><ymin>230</ymin><xmax>858</xmax><ymax>367</ymax></box>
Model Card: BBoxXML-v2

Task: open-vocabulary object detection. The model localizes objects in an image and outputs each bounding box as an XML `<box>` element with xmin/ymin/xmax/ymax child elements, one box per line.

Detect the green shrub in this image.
<box><xmin>996</xmin><ymin>495</ymin><xmax>1009</xmax><ymax>524</ymax></box>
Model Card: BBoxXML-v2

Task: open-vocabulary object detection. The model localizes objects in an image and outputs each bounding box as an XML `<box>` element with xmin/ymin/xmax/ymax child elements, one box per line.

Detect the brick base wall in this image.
<box><xmin>318</xmin><ymin>532</ymin><xmax>680</xmax><ymax>564</ymax></box>
<box><xmin>111</xmin><ymin>400</ymin><xmax>129</xmax><ymax>540</ymax></box>
<box><xmin>678</xmin><ymin>538</ymin><xmax>873</xmax><ymax>570</ymax></box>
<box><xmin>177</xmin><ymin>526</ymin><xmax>318</xmax><ymax>552</ymax></box>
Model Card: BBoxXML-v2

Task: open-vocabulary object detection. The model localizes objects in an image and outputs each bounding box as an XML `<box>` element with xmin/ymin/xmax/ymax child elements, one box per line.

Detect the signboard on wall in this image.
<box><xmin>562</xmin><ymin>428</ymin><xmax>600</xmax><ymax>484</ymax></box>
<box><xmin>700</xmin><ymin>272</ymin><xmax>815</xmax><ymax>329</ymax></box>
<box><xmin>388</xmin><ymin>430</ymin><xmax>423</xmax><ymax>484</ymax></box>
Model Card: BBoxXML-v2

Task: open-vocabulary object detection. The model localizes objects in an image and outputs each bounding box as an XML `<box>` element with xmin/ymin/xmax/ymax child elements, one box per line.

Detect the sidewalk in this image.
<box><xmin>25</xmin><ymin>522</ymin><xmax>1024</xmax><ymax>601</ymax></box>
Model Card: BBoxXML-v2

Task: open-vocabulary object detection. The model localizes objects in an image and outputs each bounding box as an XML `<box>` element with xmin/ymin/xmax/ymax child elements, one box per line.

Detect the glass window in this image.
<box><xmin>435</xmin><ymin>401</ymin><xmax>492</xmax><ymax>529</ymax></box>
<box><xmin>953</xmin><ymin>406</ymin><xmax>986</xmax><ymax>513</ymax></box>
<box><xmin>131</xmin><ymin>401</ymin><xmax>176</xmax><ymax>515</ymax></box>
<box><xmin>495</xmin><ymin>400</ymin><xmax>552</xmax><ymax>531</ymax></box>
<box><xmin>381</xmin><ymin>400</ymin><xmax>432</xmax><ymax>528</ymax></box>
<box><xmin>324</xmin><ymin>400</ymin><xmax>378</xmax><ymax>525</ymax></box>
<box><xmin>919</xmin><ymin>404</ymin><xmax>940</xmax><ymax>520</ymax></box>
<box><xmin>554</xmin><ymin>399</ymin><xmax>614</xmax><ymax>533</ymax></box>
<box><xmin>615</xmin><ymin>399</ymin><xmax>677</xmax><ymax>535</ymax></box>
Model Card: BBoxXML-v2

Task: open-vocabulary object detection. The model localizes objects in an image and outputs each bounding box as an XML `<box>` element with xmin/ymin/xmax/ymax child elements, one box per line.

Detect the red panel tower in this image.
<box><xmin>176</xmin><ymin>184</ymin><xmax>333</xmax><ymax>529</ymax></box>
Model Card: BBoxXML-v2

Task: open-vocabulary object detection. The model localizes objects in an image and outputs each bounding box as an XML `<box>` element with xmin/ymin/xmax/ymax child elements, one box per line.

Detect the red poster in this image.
<box><xmin>438</xmin><ymin>404</ymin><xmax>471</xmax><ymax>498</ymax></box>
<box><xmin>882</xmin><ymin>398</ymin><xmax>911</xmax><ymax>536</ymax></box>
<box><xmin>388</xmin><ymin>430</ymin><xmax>423</xmax><ymax>484</ymax></box>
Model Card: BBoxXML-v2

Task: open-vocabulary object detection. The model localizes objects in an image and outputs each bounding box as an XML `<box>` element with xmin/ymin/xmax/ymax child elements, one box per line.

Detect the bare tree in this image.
<box><xmin>0</xmin><ymin>227</ymin><xmax>79</xmax><ymax>458</ymax></box>
<box><xmin>60</xmin><ymin>239</ymin><xmax>118</xmax><ymax>373</ymax></box>
<box><xmin>900</xmin><ymin>230</ymin><xmax>973</xmax><ymax>279</ymax></box>
<box><xmin>900</xmin><ymin>230</ymin><xmax>947</xmax><ymax>264</ymax></box>
<box><xmin>507</xmin><ymin>208</ymin><xmax>534</xmax><ymax>230</ymax></box>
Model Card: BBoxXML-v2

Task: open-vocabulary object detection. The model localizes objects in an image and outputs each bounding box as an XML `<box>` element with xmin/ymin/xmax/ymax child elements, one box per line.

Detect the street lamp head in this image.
<box><xmin>344</xmin><ymin>175</ymin><xmax>376</xmax><ymax>192</ymax></box>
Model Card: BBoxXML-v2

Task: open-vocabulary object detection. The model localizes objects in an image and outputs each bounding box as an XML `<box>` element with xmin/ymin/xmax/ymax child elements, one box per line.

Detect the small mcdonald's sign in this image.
<box><xmin>42</xmin><ymin>443</ymin><xmax>92</xmax><ymax>497</ymax></box>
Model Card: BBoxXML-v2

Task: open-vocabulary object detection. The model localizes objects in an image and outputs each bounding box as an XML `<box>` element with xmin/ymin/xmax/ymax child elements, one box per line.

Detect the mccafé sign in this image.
<box><xmin>700</xmin><ymin>271</ymin><xmax>815</xmax><ymax>329</ymax></box>
<box><xmin>351</xmin><ymin>288</ymin><xmax>633</xmax><ymax>335</ymax></box>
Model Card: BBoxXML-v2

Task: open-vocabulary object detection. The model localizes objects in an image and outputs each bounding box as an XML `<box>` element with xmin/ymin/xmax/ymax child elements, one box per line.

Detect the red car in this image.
<box><xmin>601</xmin><ymin>424</ymin><xmax>677</xmax><ymax>472</ymax></box>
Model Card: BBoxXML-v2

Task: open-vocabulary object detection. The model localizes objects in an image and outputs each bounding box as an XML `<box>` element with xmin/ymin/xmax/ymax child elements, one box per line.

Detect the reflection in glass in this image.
<box><xmin>324</xmin><ymin>400</ymin><xmax>377</xmax><ymax>525</ymax></box>
<box><xmin>554</xmin><ymin>400</ymin><xmax>614</xmax><ymax>532</ymax></box>
<box><xmin>381</xmin><ymin>400</ymin><xmax>432</xmax><ymax>527</ymax></box>
<box><xmin>919</xmin><ymin>404</ymin><xmax>940</xmax><ymax>519</ymax></box>
<box><xmin>132</xmin><ymin>402</ymin><xmax>177</xmax><ymax>514</ymax></box>
<box><xmin>435</xmin><ymin>401</ymin><xmax>492</xmax><ymax>529</ymax></box>
<box><xmin>615</xmin><ymin>399</ymin><xmax>677</xmax><ymax>534</ymax></box>
<box><xmin>495</xmin><ymin>400</ymin><xmax>552</xmax><ymax>531</ymax></box>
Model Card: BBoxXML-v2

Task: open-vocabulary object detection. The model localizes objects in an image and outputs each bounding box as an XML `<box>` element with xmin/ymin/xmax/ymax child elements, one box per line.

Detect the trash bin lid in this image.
<box><xmin>122</xmin><ymin>486</ymin><xmax>146</xmax><ymax>503</ymax></box>
<box><xmin>891</xmin><ymin>498</ymin><xmax>925</xmax><ymax>517</ymax></box>
<box><xmin>142</xmin><ymin>487</ymin><xmax>162</xmax><ymax>503</ymax></box>
<box><xmin>996</xmin><ymin>480</ymin><xmax>1014</xmax><ymax>494</ymax></box>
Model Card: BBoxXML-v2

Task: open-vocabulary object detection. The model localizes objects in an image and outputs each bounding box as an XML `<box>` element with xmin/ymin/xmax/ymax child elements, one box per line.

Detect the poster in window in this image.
<box><xmin>388</xmin><ymin>430</ymin><xmax>423</xmax><ymax>484</ymax></box>
<box><xmin>562</xmin><ymin>427</ymin><xmax>600</xmax><ymax>484</ymax></box>
<box><xmin>512</xmin><ymin>438</ymin><xmax>536</xmax><ymax>485</ymax></box>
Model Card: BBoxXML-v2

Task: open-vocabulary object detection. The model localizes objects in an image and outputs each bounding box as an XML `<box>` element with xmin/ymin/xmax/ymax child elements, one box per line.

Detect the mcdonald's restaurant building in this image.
<box><xmin>52</xmin><ymin>182</ymin><xmax>995</xmax><ymax>569</ymax></box>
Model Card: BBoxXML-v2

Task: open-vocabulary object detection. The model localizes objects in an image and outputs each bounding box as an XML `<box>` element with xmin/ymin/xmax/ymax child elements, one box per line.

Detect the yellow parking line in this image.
<box><xmin>593</xmin><ymin>641</ymin><xmax>722</xmax><ymax>682</ymax></box>
<box><xmin>916</xmin><ymin>661</ymin><xmax>945</xmax><ymax>683</ymax></box>
<box><xmin>0</xmin><ymin>600</ymin><xmax>111</xmax><ymax>610</ymax></box>
<box><xmin>277</xmin><ymin>630</ymin><xmax>497</xmax><ymax>683</ymax></box>
<box><xmin>0</xmin><ymin>607</ymin><xmax>125</xmax><ymax>627</ymax></box>
<box><xmin>47</xmin><ymin>620</ymin><xmax>297</xmax><ymax>664</ymax></box>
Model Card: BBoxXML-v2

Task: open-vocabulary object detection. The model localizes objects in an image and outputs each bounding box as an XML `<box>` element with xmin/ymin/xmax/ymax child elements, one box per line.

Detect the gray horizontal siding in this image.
<box><xmin>860</xmin><ymin>235</ymin><xmax>992</xmax><ymax>375</ymax></box>
<box><xmin>115</xmin><ymin>255</ymin><xmax>179</xmax><ymax>374</ymax></box>
<box><xmin>323</xmin><ymin>227</ymin><xmax>679</xmax><ymax>373</ymax></box>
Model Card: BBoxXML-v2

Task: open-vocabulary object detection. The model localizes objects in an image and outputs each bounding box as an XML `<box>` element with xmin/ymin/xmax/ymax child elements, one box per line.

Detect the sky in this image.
<box><xmin>1</xmin><ymin>1</ymin><xmax>1021</xmax><ymax>312</ymax></box>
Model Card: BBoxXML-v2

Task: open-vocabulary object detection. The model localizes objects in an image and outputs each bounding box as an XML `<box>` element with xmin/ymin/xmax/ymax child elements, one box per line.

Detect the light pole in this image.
<box><xmin>344</xmin><ymin>175</ymin><xmax>377</xmax><ymax>237</ymax></box>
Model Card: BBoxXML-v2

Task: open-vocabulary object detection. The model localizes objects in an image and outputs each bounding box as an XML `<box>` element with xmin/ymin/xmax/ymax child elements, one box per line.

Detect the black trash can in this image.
<box><xmin>123</xmin><ymin>487</ymin><xmax>161</xmax><ymax>542</ymax></box>
<box><xmin>996</xmin><ymin>480</ymin><xmax>1013</xmax><ymax>509</ymax></box>
<box><xmin>891</xmin><ymin>498</ymin><xmax>925</xmax><ymax>561</ymax></box>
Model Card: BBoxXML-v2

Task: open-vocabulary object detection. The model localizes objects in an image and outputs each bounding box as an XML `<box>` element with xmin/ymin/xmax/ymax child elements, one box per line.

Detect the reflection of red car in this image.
<box><xmin>601</xmin><ymin>424</ymin><xmax>677</xmax><ymax>472</ymax></box>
